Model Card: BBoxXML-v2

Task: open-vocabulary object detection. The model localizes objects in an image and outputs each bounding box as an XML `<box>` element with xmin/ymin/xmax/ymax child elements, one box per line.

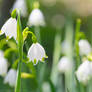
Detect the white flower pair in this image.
<box><xmin>0</xmin><ymin>51</ymin><xmax>8</xmax><ymax>77</ymax></box>
<box><xmin>0</xmin><ymin>51</ymin><xmax>17</xmax><ymax>87</ymax></box>
<box><xmin>4</xmin><ymin>69</ymin><xmax>17</xmax><ymax>87</ymax></box>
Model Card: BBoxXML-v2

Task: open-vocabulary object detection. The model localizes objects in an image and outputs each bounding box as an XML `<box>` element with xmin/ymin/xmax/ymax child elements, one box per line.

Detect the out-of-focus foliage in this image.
<box><xmin>0</xmin><ymin>0</ymin><xmax>92</xmax><ymax>92</ymax></box>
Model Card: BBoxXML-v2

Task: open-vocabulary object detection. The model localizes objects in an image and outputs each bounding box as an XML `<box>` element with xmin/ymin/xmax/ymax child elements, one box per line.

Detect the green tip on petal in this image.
<box><xmin>45</xmin><ymin>54</ymin><xmax>48</xmax><ymax>58</ymax></box>
<box><xmin>6</xmin><ymin>36</ymin><xmax>9</xmax><ymax>40</ymax></box>
<box><xmin>0</xmin><ymin>30</ymin><xmax>2</xmax><ymax>34</ymax></box>
<box><xmin>42</xmin><ymin>57</ymin><xmax>45</xmax><ymax>62</ymax></box>
<box><xmin>87</xmin><ymin>53</ymin><xmax>92</xmax><ymax>61</ymax></box>
<box><xmin>34</xmin><ymin>59</ymin><xmax>37</xmax><ymax>65</ymax></box>
<box><xmin>11</xmin><ymin>9</ymin><xmax>17</xmax><ymax>18</ymax></box>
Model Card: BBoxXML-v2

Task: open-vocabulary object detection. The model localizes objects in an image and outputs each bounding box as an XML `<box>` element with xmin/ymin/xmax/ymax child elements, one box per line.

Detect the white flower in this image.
<box><xmin>1</xmin><ymin>17</ymin><xmax>17</xmax><ymax>40</ymax></box>
<box><xmin>4</xmin><ymin>69</ymin><xmax>17</xmax><ymax>87</ymax></box>
<box><xmin>0</xmin><ymin>57</ymin><xmax>8</xmax><ymax>77</ymax></box>
<box><xmin>12</xmin><ymin>0</ymin><xmax>28</xmax><ymax>17</ymax></box>
<box><xmin>28</xmin><ymin>9</ymin><xmax>45</xmax><ymax>26</ymax></box>
<box><xmin>0</xmin><ymin>50</ymin><xmax>4</xmax><ymax>57</ymax></box>
<box><xmin>76</xmin><ymin>60</ymin><xmax>92</xmax><ymax>85</ymax></box>
<box><xmin>27</xmin><ymin>43</ymin><xmax>47</xmax><ymax>65</ymax></box>
<box><xmin>57</xmin><ymin>56</ymin><xmax>73</xmax><ymax>73</ymax></box>
<box><xmin>79</xmin><ymin>40</ymin><xmax>91</xmax><ymax>56</ymax></box>
<box><xmin>42</xmin><ymin>82</ymin><xmax>51</xmax><ymax>92</ymax></box>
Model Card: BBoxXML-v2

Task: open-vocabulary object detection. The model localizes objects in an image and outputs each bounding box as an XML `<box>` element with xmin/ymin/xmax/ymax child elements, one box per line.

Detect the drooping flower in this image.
<box><xmin>57</xmin><ymin>56</ymin><xmax>73</xmax><ymax>73</ymax></box>
<box><xmin>4</xmin><ymin>69</ymin><xmax>17</xmax><ymax>87</ymax></box>
<box><xmin>12</xmin><ymin>0</ymin><xmax>28</xmax><ymax>17</ymax></box>
<box><xmin>27</xmin><ymin>43</ymin><xmax>47</xmax><ymax>65</ymax></box>
<box><xmin>76</xmin><ymin>60</ymin><xmax>92</xmax><ymax>85</ymax></box>
<box><xmin>0</xmin><ymin>17</ymin><xmax>17</xmax><ymax>40</ymax></box>
<box><xmin>0</xmin><ymin>57</ymin><xmax>8</xmax><ymax>77</ymax></box>
<box><xmin>28</xmin><ymin>9</ymin><xmax>45</xmax><ymax>26</ymax></box>
<box><xmin>79</xmin><ymin>40</ymin><xmax>91</xmax><ymax>56</ymax></box>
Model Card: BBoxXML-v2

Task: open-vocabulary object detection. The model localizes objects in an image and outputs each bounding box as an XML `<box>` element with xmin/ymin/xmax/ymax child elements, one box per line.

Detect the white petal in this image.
<box><xmin>4</xmin><ymin>69</ymin><xmax>17</xmax><ymax>87</ymax></box>
<box><xmin>76</xmin><ymin>60</ymin><xmax>92</xmax><ymax>85</ymax></box>
<box><xmin>58</xmin><ymin>56</ymin><xmax>73</xmax><ymax>73</ymax></box>
<box><xmin>0</xmin><ymin>50</ymin><xmax>4</xmax><ymax>57</ymax></box>
<box><xmin>79</xmin><ymin>40</ymin><xmax>91</xmax><ymax>56</ymax></box>
<box><xmin>28</xmin><ymin>43</ymin><xmax>46</xmax><ymax>65</ymax></box>
<box><xmin>42</xmin><ymin>82</ymin><xmax>51</xmax><ymax>92</ymax></box>
<box><xmin>1</xmin><ymin>17</ymin><xmax>17</xmax><ymax>40</ymax></box>
<box><xmin>28</xmin><ymin>9</ymin><xmax>45</xmax><ymax>26</ymax></box>
<box><xmin>0</xmin><ymin>58</ymin><xmax>8</xmax><ymax>76</ymax></box>
<box><xmin>12</xmin><ymin>0</ymin><xmax>28</xmax><ymax>17</ymax></box>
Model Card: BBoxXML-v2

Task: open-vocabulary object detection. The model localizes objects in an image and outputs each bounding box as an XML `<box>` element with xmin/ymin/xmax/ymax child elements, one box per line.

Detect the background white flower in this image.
<box><xmin>0</xmin><ymin>58</ymin><xmax>8</xmax><ymax>77</ymax></box>
<box><xmin>76</xmin><ymin>60</ymin><xmax>92</xmax><ymax>85</ymax></box>
<box><xmin>1</xmin><ymin>17</ymin><xmax>17</xmax><ymax>40</ymax></box>
<box><xmin>12</xmin><ymin>0</ymin><xmax>28</xmax><ymax>17</ymax></box>
<box><xmin>27</xmin><ymin>43</ymin><xmax>46</xmax><ymax>65</ymax></box>
<box><xmin>78</xmin><ymin>39</ymin><xmax>91</xmax><ymax>56</ymax></box>
<box><xmin>4</xmin><ymin>69</ymin><xmax>17</xmax><ymax>87</ymax></box>
<box><xmin>28</xmin><ymin>9</ymin><xmax>45</xmax><ymax>26</ymax></box>
<box><xmin>0</xmin><ymin>50</ymin><xmax>4</xmax><ymax>57</ymax></box>
<box><xmin>57</xmin><ymin>56</ymin><xmax>73</xmax><ymax>73</ymax></box>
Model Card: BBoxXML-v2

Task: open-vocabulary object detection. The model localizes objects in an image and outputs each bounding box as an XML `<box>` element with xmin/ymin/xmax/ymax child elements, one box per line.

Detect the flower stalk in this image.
<box><xmin>15</xmin><ymin>10</ymin><xmax>23</xmax><ymax>92</ymax></box>
<box><xmin>75</xmin><ymin>19</ymin><xmax>81</xmax><ymax>68</ymax></box>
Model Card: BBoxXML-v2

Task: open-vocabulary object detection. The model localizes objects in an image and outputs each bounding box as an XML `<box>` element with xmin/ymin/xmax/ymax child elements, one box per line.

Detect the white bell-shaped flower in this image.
<box><xmin>76</xmin><ymin>60</ymin><xmax>92</xmax><ymax>85</ymax></box>
<box><xmin>0</xmin><ymin>50</ymin><xmax>4</xmax><ymax>57</ymax></box>
<box><xmin>1</xmin><ymin>17</ymin><xmax>17</xmax><ymax>40</ymax></box>
<box><xmin>28</xmin><ymin>9</ymin><xmax>45</xmax><ymax>26</ymax></box>
<box><xmin>4</xmin><ymin>69</ymin><xmax>17</xmax><ymax>87</ymax></box>
<box><xmin>27</xmin><ymin>43</ymin><xmax>47</xmax><ymax>65</ymax></box>
<box><xmin>79</xmin><ymin>40</ymin><xmax>91</xmax><ymax>56</ymax></box>
<box><xmin>0</xmin><ymin>57</ymin><xmax>8</xmax><ymax>77</ymax></box>
<box><xmin>57</xmin><ymin>56</ymin><xmax>73</xmax><ymax>73</ymax></box>
<box><xmin>12</xmin><ymin>0</ymin><xmax>28</xmax><ymax>17</ymax></box>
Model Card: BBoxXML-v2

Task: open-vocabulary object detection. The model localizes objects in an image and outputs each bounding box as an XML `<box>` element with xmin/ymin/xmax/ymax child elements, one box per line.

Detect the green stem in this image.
<box><xmin>64</xmin><ymin>20</ymin><xmax>76</xmax><ymax>92</ymax></box>
<box><xmin>15</xmin><ymin>11</ymin><xmax>23</xmax><ymax>92</ymax></box>
<box><xmin>75</xmin><ymin>19</ymin><xmax>82</xmax><ymax>92</ymax></box>
<box><xmin>50</xmin><ymin>30</ymin><xmax>61</xmax><ymax>86</ymax></box>
<box><xmin>34</xmin><ymin>26</ymin><xmax>41</xmax><ymax>43</ymax></box>
<box><xmin>75</xmin><ymin>19</ymin><xmax>81</xmax><ymax>69</ymax></box>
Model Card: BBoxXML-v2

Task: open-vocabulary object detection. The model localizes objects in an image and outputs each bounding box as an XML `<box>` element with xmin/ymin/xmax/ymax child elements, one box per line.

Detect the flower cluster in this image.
<box><xmin>0</xmin><ymin>2</ymin><xmax>47</xmax><ymax>88</ymax></box>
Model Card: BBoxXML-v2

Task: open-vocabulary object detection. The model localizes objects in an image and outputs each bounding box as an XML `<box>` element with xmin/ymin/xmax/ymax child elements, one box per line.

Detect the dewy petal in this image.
<box><xmin>28</xmin><ymin>9</ymin><xmax>45</xmax><ymax>26</ymax></box>
<box><xmin>27</xmin><ymin>43</ymin><xmax>46</xmax><ymax>65</ymax></box>
<box><xmin>4</xmin><ymin>69</ymin><xmax>17</xmax><ymax>87</ymax></box>
<box><xmin>1</xmin><ymin>17</ymin><xmax>17</xmax><ymax>40</ymax></box>
<box><xmin>12</xmin><ymin>0</ymin><xmax>28</xmax><ymax>17</ymax></box>
<box><xmin>0</xmin><ymin>58</ymin><xmax>8</xmax><ymax>77</ymax></box>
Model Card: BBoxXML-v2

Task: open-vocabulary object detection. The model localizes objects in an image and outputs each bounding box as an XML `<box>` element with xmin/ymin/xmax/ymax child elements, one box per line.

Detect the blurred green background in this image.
<box><xmin>0</xmin><ymin>0</ymin><xmax>92</xmax><ymax>92</ymax></box>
